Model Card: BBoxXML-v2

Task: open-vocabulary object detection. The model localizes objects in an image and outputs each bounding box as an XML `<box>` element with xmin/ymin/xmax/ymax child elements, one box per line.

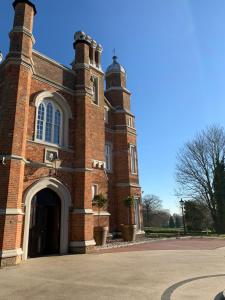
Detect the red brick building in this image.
<box><xmin>0</xmin><ymin>0</ymin><xmax>142</xmax><ymax>266</ymax></box>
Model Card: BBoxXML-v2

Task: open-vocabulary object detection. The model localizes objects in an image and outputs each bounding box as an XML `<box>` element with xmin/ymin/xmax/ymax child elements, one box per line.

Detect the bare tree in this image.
<box><xmin>176</xmin><ymin>125</ymin><xmax>225</xmax><ymax>232</ymax></box>
<box><xmin>142</xmin><ymin>194</ymin><xmax>162</xmax><ymax>226</ymax></box>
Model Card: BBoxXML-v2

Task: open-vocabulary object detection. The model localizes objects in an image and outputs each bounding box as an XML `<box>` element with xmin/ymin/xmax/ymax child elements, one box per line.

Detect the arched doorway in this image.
<box><xmin>28</xmin><ymin>188</ymin><xmax>61</xmax><ymax>258</ymax></box>
<box><xmin>23</xmin><ymin>178</ymin><xmax>72</xmax><ymax>260</ymax></box>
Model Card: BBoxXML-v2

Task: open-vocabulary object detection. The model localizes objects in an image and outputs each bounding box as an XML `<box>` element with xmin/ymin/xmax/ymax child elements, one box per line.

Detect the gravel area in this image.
<box><xmin>95</xmin><ymin>234</ymin><xmax>179</xmax><ymax>250</ymax></box>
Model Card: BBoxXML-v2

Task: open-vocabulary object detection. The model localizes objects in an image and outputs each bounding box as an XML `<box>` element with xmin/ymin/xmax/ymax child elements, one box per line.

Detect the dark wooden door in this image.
<box><xmin>28</xmin><ymin>188</ymin><xmax>61</xmax><ymax>258</ymax></box>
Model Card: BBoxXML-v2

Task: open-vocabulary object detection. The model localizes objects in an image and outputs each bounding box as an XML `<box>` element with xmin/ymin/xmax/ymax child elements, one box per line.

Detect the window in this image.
<box><xmin>36</xmin><ymin>100</ymin><xmax>62</xmax><ymax>145</ymax></box>
<box><xmin>34</xmin><ymin>91</ymin><xmax>72</xmax><ymax>148</ymax></box>
<box><xmin>92</xmin><ymin>184</ymin><xmax>98</xmax><ymax>200</ymax></box>
<box><xmin>130</xmin><ymin>145</ymin><xmax>137</xmax><ymax>174</ymax></box>
<box><xmin>128</xmin><ymin>117</ymin><xmax>133</xmax><ymax>127</ymax></box>
<box><xmin>104</xmin><ymin>107</ymin><xmax>109</xmax><ymax>123</ymax></box>
<box><xmin>105</xmin><ymin>144</ymin><xmax>112</xmax><ymax>172</ymax></box>
<box><xmin>92</xmin><ymin>77</ymin><xmax>99</xmax><ymax>105</ymax></box>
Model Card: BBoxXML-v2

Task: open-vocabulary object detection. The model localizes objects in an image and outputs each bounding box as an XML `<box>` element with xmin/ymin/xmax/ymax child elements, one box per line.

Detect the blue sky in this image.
<box><xmin>2</xmin><ymin>0</ymin><xmax>225</xmax><ymax>214</ymax></box>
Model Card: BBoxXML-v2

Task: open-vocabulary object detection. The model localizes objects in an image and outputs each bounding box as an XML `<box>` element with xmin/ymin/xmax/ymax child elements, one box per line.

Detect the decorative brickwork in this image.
<box><xmin>0</xmin><ymin>1</ymin><xmax>142</xmax><ymax>266</ymax></box>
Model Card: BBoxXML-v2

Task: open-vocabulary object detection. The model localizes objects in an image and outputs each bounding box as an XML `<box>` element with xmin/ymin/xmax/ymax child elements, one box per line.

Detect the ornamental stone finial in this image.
<box><xmin>91</xmin><ymin>40</ymin><xmax>97</xmax><ymax>49</ymax></box>
<box><xmin>96</xmin><ymin>44</ymin><xmax>103</xmax><ymax>53</ymax></box>
<box><xmin>74</xmin><ymin>31</ymin><xmax>92</xmax><ymax>45</ymax></box>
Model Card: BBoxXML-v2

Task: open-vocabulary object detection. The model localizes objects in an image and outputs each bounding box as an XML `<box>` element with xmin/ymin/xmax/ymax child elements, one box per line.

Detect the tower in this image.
<box><xmin>105</xmin><ymin>56</ymin><xmax>142</xmax><ymax>231</ymax></box>
<box><xmin>71</xmin><ymin>31</ymin><xmax>107</xmax><ymax>253</ymax></box>
<box><xmin>0</xmin><ymin>0</ymin><xmax>36</xmax><ymax>266</ymax></box>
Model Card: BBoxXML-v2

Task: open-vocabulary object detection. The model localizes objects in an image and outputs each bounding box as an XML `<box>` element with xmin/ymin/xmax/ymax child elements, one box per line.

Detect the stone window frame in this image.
<box><xmin>128</xmin><ymin>116</ymin><xmax>132</xmax><ymax>128</ymax></box>
<box><xmin>104</xmin><ymin>106</ymin><xmax>109</xmax><ymax>123</ymax></box>
<box><xmin>92</xmin><ymin>184</ymin><xmax>98</xmax><ymax>200</ymax></box>
<box><xmin>91</xmin><ymin>75</ymin><xmax>99</xmax><ymax>106</ymax></box>
<box><xmin>36</xmin><ymin>99</ymin><xmax>63</xmax><ymax>145</ymax></box>
<box><xmin>33</xmin><ymin>91</ymin><xmax>72</xmax><ymax>148</ymax></box>
<box><xmin>130</xmin><ymin>144</ymin><xmax>138</xmax><ymax>175</ymax></box>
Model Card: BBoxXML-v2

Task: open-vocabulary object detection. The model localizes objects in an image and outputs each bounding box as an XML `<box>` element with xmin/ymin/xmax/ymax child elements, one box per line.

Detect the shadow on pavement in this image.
<box><xmin>161</xmin><ymin>274</ymin><xmax>225</xmax><ymax>300</ymax></box>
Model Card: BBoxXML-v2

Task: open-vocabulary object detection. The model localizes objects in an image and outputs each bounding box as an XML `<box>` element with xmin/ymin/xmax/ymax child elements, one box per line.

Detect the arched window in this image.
<box><xmin>34</xmin><ymin>91</ymin><xmax>72</xmax><ymax>147</ymax></box>
<box><xmin>36</xmin><ymin>100</ymin><xmax>62</xmax><ymax>145</ymax></box>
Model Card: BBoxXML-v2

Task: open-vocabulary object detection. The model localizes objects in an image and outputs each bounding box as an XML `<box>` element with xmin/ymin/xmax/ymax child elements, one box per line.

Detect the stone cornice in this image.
<box><xmin>115</xmin><ymin>108</ymin><xmax>135</xmax><ymax>117</ymax></box>
<box><xmin>0</xmin><ymin>154</ymin><xmax>93</xmax><ymax>173</ymax></box>
<box><xmin>9</xmin><ymin>26</ymin><xmax>35</xmax><ymax>44</ymax></box>
<box><xmin>105</xmin><ymin>127</ymin><xmax>137</xmax><ymax>136</ymax></box>
<box><xmin>93</xmin><ymin>211</ymin><xmax>111</xmax><ymax>216</ymax></box>
<box><xmin>1</xmin><ymin>56</ymin><xmax>34</xmax><ymax>73</ymax></box>
<box><xmin>0</xmin><ymin>208</ymin><xmax>24</xmax><ymax>215</ymax></box>
<box><xmin>90</xmin><ymin>63</ymin><xmax>104</xmax><ymax>74</ymax></box>
<box><xmin>72</xmin><ymin>209</ymin><xmax>94</xmax><ymax>215</ymax></box>
<box><xmin>72</xmin><ymin>62</ymin><xmax>89</xmax><ymax>71</ymax></box>
<box><xmin>116</xmin><ymin>183</ymin><xmax>141</xmax><ymax>188</ymax></box>
<box><xmin>105</xmin><ymin>86</ymin><xmax>131</xmax><ymax>95</ymax></box>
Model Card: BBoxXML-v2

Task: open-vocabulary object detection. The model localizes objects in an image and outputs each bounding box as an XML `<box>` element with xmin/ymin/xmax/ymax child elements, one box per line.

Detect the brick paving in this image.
<box><xmin>95</xmin><ymin>238</ymin><xmax>225</xmax><ymax>253</ymax></box>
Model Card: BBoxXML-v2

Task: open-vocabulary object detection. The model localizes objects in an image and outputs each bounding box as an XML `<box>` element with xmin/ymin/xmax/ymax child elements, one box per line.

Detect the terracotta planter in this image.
<box><xmin>94</xmin><ymin>226</ymin><xmax>108</xmax><ymax>246</ymax></box>
<box><xmin>122</xmin><ymin>224</ymin><xmax>137</xmax><ymax>242</ymax></box>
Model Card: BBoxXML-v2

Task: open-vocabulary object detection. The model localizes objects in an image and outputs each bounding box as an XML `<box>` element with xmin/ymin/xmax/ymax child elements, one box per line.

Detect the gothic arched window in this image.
<box><xmin>34</xmin><ymin>91</ymin><xmax>73</xmax><ymax>148</ymax></box>
<box><xmin>36</xmin><ymin>100</ymin><xmax>62</xmax><ymax>145</ymax></box>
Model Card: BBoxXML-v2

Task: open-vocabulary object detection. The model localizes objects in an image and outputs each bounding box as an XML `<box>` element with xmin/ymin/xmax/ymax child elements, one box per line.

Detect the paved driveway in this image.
<box><xmin>1</xmin><ymin>238</ymin><xmax>225</xmax><ymax>300</ymax></box>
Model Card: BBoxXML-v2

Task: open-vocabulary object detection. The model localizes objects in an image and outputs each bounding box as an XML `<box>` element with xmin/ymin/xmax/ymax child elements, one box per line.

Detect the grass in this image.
<box><xmin>144</xmin><ymin>227</ymin><xmax>225</xmax><ymax>238</ymax></box>
<box><xmin>144</xmin><ymin>227</ymin><xmax>183</xmax><ymax>233</ymax></box>
<box><xmin>144</xmin><ymin>227</ymin><xmax>183</xmax><ymax>238</ymax></box>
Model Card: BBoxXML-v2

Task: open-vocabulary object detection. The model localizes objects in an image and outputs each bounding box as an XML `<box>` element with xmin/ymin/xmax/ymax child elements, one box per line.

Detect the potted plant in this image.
<box><xmin>122</xmin><ymin>196</ymin><xmax>137</xmax><ymax>242</ymax></box>
<box><xmin>92</xmin><ymin>193</ymin><xmax>108</xmax><ymax>246</ymax></box>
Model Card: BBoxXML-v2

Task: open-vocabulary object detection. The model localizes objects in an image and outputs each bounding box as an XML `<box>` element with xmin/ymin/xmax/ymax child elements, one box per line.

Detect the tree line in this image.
<box><xmin>142</xmin><ymin>194</ymin><xmax>182</xmax><ymax>228</ymax></box>
<box><xmin>176</xmin><ymin>125</ymin><xmax>225</xmax><ymax>233</ymax></box>
<box><xmin>143</xmin><ymin>125</ymin><xmax>225</xmax><ymax>233</ymax></box>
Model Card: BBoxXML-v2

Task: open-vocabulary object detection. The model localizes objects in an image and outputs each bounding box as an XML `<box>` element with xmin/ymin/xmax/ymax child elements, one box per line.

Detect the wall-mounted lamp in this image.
<box><xmin>49</xmin><ymin>157</ymin><xmax>62</xmax><ymax>176</ymax></box>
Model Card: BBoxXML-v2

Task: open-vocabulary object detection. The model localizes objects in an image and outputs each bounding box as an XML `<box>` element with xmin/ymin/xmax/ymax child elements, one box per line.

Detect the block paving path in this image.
<box><xmin>96</xmin><ymin>237</ymin><xmax>225</xmax><ymax>253</ymax></box>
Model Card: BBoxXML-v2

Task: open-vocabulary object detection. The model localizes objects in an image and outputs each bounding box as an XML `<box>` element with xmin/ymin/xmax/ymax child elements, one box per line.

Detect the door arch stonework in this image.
<box><xmin>22</xmin><ymin>177</ymin><xmax>72</xmax><ymax>260</ymax></box>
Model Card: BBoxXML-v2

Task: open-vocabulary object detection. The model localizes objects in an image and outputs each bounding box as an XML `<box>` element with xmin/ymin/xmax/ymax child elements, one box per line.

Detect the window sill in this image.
<box><xmin>27</xmin><ymin>139</ymin><xmax>74</xmax><ymax>152</ymax></box>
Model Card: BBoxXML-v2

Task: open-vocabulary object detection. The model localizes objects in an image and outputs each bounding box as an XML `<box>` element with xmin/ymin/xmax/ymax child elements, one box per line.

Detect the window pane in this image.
<box><xmin>45</xmin><ymin>103</ymin><xmax>53</xmax><ymax>142</ymax></box>
<box><xmin>105</xmin><ymin>144</ymin><xmax>112</xmax><ymax>171</ymax></box>
<box><xmin>54</xmin><ymin>109</ymin><xmax>61</xmax><ymax>145</ymax></box>
<box><xmin>36</xmin><ymin>103</ymin><xmax>45</xmax><ymax>139</ymax></box>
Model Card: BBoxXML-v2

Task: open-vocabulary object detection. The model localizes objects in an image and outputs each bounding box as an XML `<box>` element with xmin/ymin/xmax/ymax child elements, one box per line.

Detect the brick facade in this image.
<box><xmin>0</xmin><ymin>0</ymin><xmax>142</xmax><ymax>266</ymax></box>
